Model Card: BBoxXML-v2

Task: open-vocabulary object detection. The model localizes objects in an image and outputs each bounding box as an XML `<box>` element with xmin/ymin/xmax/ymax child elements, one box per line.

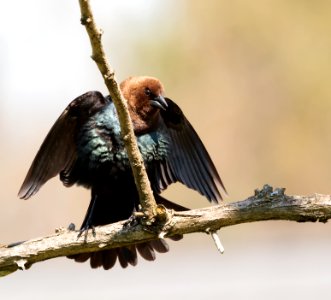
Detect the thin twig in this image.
<box><xmin>207</xmin><ymin>230</ymin><xmax>224</xmax><ymax>254</ymax></box>
<box><xmin>78</xmin><ymin>0</ymin><xmax>157</xmax><ymax>220</ymax></box>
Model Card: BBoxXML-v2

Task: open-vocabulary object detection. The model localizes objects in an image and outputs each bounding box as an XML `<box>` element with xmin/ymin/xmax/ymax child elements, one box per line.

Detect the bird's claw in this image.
<box><xmin>123</xmin><ymin>213</ymin><xmax>142</xmax><ymax>228</ymax></box>
<box><xmin>77</xmin><ymin>224</ymin><xmax>96</xmax><ymax>242</ymax></box>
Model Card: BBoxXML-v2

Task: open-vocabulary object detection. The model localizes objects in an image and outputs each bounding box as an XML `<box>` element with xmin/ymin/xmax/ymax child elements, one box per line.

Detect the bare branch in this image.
<box><xmin>1</xmin><ymin>185</ymin><xmax>330</xmax><ymax>277</ymax></box>
<box><xmin>78</xmin><ymin>0</ymin><xmax>157</xmax><ymax>220</ymax></box>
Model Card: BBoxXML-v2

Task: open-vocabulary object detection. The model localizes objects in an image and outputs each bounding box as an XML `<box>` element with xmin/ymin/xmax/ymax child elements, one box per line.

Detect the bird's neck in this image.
<box><xmin>129</xmin><ymin>107</ymin><xmax>160</xmax><ymax>135</ymax></box>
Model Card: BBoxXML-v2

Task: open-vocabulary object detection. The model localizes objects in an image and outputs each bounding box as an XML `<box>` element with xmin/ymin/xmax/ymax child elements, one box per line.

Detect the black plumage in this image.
<box><xmin>18</xmin><ymin>76</ymin><xmax>225</xmax><ymax>269</ymax></box>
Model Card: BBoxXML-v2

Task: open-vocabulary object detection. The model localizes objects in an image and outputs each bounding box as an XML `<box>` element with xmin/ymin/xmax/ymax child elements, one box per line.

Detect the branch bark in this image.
<box><xmin>1</xmin><ymin>185</ymin><xmax>331</xmax><ymax>277</ymax></box>
<box><xmin>78</xmin><ymin>0</ymin><xmax>157</xmax><ymax>220</ymax></box>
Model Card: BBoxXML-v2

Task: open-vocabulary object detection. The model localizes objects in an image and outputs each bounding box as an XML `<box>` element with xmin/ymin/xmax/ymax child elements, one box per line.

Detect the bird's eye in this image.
<box><xmin>144</xmin><ymin>88</ymin><xmax>152</xmax><ymax>96</ymax></box>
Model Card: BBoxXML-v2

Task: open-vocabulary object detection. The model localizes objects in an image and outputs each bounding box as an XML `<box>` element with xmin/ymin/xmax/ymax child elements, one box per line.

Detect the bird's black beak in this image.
<box><xmin>150</xmin><ymin>95</ymin><xmax>168</xmax><ymax>111</ymax></box>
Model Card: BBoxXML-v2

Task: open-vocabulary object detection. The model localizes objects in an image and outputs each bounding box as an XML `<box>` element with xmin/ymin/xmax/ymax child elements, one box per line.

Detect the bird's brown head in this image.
<box><xmin>120</xmin><ymin>76</ymin><xmax>168</xmax><ymax>133</ymax></box>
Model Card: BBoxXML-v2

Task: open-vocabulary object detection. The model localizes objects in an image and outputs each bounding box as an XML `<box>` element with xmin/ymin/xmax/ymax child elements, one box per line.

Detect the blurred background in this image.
<box><xmin>1</xmin><ymin>0</ymin><xmax>331</xmax><ymax>298</ymax></box>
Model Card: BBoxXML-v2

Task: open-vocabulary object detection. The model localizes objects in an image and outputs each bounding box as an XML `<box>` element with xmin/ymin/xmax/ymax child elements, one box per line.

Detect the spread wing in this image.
<box><xmin>18</xmin><ymin>91</ymin><xmax>109</xmax><ymax>199</ymax></box>
<box><xmin>155</xmin><ymin>98</ymin><xmax>226</xmax><ymax>203</ymax></box>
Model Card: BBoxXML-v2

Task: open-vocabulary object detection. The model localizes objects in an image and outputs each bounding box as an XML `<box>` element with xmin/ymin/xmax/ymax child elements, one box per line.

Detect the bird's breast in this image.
<box><xmin>76</xmin><ymin>103</ymin><xmax>170</xmax><ymax>183</ymax></box>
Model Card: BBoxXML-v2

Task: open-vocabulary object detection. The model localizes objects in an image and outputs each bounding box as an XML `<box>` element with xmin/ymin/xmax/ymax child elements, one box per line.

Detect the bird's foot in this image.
<box><xmin>123</xmin><ymin>213</ymin><xmax>143</xmax><ymax>229</ymax></box>
<box><xmin>77</xmin><ymin>223</ymin><xmax>96</xmax><ymax>242</ymax></box>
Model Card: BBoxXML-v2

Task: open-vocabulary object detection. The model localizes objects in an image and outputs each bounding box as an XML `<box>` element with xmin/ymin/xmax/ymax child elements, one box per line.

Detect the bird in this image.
<box><xmin>18</xmin><ymin>76</ymin><xmax>226</xmax><ymax>270</ymax></box>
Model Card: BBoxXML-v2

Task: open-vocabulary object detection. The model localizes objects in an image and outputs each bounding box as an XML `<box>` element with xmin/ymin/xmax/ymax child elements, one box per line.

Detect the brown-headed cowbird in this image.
<box><xmin>18</xmin><ymin>76</ymin><xmax>226</xmax><ymax>269</ymax></box>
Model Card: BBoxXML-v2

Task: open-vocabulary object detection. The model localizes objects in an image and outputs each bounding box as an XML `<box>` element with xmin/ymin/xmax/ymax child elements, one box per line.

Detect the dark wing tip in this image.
<box><xmin>18</xmin><ymin>186</ymin><xmax>33</xmax><ymax>200</ymax></box>
<box><xmin>18</xmin><ymin>178</ymin><xmax>41</xmax><ymax>200</ymax></box>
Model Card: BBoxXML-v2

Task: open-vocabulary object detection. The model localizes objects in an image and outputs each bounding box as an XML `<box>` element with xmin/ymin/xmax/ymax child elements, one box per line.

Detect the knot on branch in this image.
<box><xmin>80</xmin><ymin>16</ymin><xmax>91</xmax><ymax>25</ymax></box>
<box><xmin>155</xmin><ymin>204</ymin><xmax>172</xmax><ymax>224</ymax></box>
<box><xmin>104</xmin><ymin>71</ymin><xmax>115</xmax><ymax>81</ymax></box>
<box><xmin>133</xmin><ymin>204</ymin><xmax>174</xmax><ymax>238</ymax></box>
<box><xmin>254</xmin><ymin>184</ymin><xmax>286</xmax><ymax>201</ymax></box>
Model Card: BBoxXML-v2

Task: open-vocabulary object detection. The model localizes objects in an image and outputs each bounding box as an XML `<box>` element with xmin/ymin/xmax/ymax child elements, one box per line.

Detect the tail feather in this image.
<box><xmin>120</xmin><ymin>246</ymin><xmax>138</xmax><ymax>267</ymax></box>
<box><xmin>136</xmin><ymin>242</ymin><xmax>156</xmax><ymax>261</ymax></box>
<box><xmin>69</xmin><ymin>252</ymin><xmax>90</xmax><ymax>263</ymax></box>
<box><xmin>149</xmin><ymin>239</ymin><xmax>169</xmax><ymax>253</ymax></box>
<box><xmin>68</xmin><ymin>239</ymin><xmax>170</xmax><ymax>270</ymax></box>
<box><xmin>117</xmin><ymin>249</ymin><xmax>129</xmax><ymax>268</ymax></box>
<box><xmin>90</xmin><ymin>252</ymin><xmax>103</xmax><ymax>269</ymax></box>
<box><xmin>101</xmin><ymin>250</ymin><xmax>117</xmax><ymax>270</ymax></box>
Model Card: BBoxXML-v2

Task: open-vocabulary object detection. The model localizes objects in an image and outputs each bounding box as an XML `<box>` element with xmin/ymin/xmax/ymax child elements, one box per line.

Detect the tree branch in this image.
<box><xmin>1</xmin><ymin>185</ymin><xmax>330</xmax><ymax>277</ymax></box>
<box><xmin>78</xmin><ymin>0</ymin><xmax>157</xmax><ymax>220</ymax></box>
